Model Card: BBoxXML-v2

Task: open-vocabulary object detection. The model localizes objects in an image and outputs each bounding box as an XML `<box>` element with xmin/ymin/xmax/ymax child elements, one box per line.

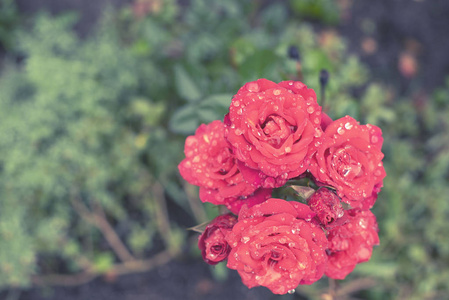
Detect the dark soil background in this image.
<box><xmin>2</xmin><ymin>0</ymin><xmax>448</xmax><ymax>299</ymax></box>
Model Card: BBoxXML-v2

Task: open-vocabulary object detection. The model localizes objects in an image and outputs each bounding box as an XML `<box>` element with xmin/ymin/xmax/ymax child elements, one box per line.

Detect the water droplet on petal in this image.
<box><xmin>345</xmin><ymin>122</ymin><xmax>353</xmax><ymax>130</ymax></box>
<box><xmin>246</xmin><ymin>82</ymin><xmax>259</xmax><ymax>92</ymax></box>
<box><xmin>337</xmin><ymin>127</ymin><xmax>345</xmax><ymax>135</ymax></box>
<box><xmin>273</xmin><ymin>89</ymin><xmax>281</xmax><ymax>95</ymax></box>
<box><xmin>307</xmin><ymin>106</ymin><xmax>314</xmax><ymax>114</ymax></box>
<box><xmin>371</xmin><ymin>135</ymin><xmax>379</xmax><ymax>143</ymax></box>
<box><xmin>288</xmin><ymin>289</ymin><xmax>296</xmax><ymax>294</ymax></box>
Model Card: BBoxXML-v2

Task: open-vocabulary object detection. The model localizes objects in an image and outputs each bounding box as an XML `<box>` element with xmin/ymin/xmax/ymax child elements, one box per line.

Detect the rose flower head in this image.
<box><xmin>198</xmin><ymin>214</ymin><xmax>237</xmax><ymax>265</ymax></box>
<box><xmin>178</xmin><ymin>120</ymin><xmax>266</xmax><ymax>213</ymax></box>
<box><xmin>226</xmin><ymin>79</ymin><xmax>323</xmax><ymax>189</ymax></box>
<box><xmin>308</xmin><ymin>187</ymin><xmax>344</xmax><ymax>226</ymax></box>
<box><xmin>325</xmin><ymin>209</ymin><xmax>380</xmax><ymax>280</ymax></box>
<box><xmin>225</xmin><ymin>198</ymin><xmax>327</xmax><ymax>294</ymax></box>
<box><xmin>309</xmin><ymin>115</ymin><xmax>386</xmax><ymax>209</ymax></box>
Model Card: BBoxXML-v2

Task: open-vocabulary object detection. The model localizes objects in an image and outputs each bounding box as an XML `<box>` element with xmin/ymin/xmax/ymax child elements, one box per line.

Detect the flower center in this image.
<box><xmin>332</xmin><ymin>148</ymin><xmax>362</xmax><ymax>179</ymax></box>
<box><xmin>214</xmin><ymin>147</ymin><xmax>236</xmax><ymax>176</ymax></box>
<box><xmin>260</xmin><ymin>115</ymin><xmax>295</xmax><ymax>148</ymax></box>
<box><xmin>270</xmin><ymin>249</ymin><xmax>282</xmax><ymax>261</ymax></box>
<box><xmin>211</xmin><ymin>244</ymin><xmax>224</xmax><ymax>255</ymax></box>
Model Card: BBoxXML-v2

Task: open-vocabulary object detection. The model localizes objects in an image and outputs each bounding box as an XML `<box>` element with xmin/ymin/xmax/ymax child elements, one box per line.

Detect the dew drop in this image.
<box><xmin>233</xmin><ymin>100</ymin><xmax>240</xmax><ymax>107</ymax></box>
<box><xmin>371</xmin><ymin>135</ymin><xmax>379</xmax><ymax>143</ymax></box>
<box><xmin>307</xmin><ymin>106</ymin><xmax>315</xmax><ymax>114</ymax></box>
<box><xmin>288</xmin><ymin>289</ymin><xmax>295</xmax><ymax>294</ymax></box>
<box><xmin>237</xmin><ymin>108</ymin><xmax>243</xmax><ymax>115</ymax></box>
<box><xmin>294</xmin><ymin>82</ymin><xmax>305</xmax><ymax>89</ymax></box>
<box><xmin>246</xmin><ymin>82</ymin><xmax>259</xmax><ymax>92</ymax></box>
<box><xmin>359</xmin><ymin>218</ymin><xmax>368</xmax><ymax>229</ymax></box>
<box><xmin>344</xmin><ymin>122</ymin><xmax>353</xmax><ymax>130</ymax></box>
<box><xmin>273</xmin><ymin>89</ymin><xmax>281</xmax><ymax>95</ymax></box>
<box><xmin>285</xmin><ymin>146</ymin><xmax>292</xmax><ymax>153</ymax></box>
<box><xmin>337</xmin><ymin>127</ymin><xmax>345</xmax><ymax>135</ymax></box>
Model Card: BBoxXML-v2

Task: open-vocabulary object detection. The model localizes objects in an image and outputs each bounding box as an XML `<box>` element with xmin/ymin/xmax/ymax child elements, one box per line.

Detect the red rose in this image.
<box><xmin>226</xmin><ymin>79</ymin><xmax>323</xmax><ymax>188</ymax></box>
<box><xmin>309</xmin><ymin>116</ymin><xmax>386</xmax><ymax>209</ymax></box>
<box><xmin>225</xmin><ymin>198</ymin><xmax>327</xmax><ymax>294</ymax></box>
<box><xmin>178</xmin><ymin>120</ymin><xmax>261</xmax><ymax>207</ymax></box>
<box><xmin>320</xmin><ymin>112</ymin><xmax>333</xmax><ymax>131</ymax></box>
<box><xmin>215</xmin><ymin>188</ymin><xmax>273</xmax><ymax>215</ymax></box>
<box><xmin>325</xmin><ymin>209</ymin><xmax>379</xmax><ymax>280</ymax></box>
<box><xmin>308</xmin><ymin>187</ymin><xmax>344</xmax><ymax>226</ymax></box>
<box><xmin>198</xmin><ymin>214</ymin><xmax>237</xmax><ymax>265</ymax></box>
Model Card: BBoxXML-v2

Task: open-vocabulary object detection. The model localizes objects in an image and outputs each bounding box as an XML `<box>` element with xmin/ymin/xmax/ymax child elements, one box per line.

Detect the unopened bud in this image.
<box><xmin>288</xmin><ymin>45</ymin><xmax>301</xmax><ymax>61</ymax></box>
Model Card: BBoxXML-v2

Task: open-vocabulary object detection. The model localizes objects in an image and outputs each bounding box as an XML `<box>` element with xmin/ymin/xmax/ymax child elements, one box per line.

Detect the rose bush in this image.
<box><xmin>325</xmin><ymin>209</ymin><xmax>380</xmax><ymax>279</ymax></box>
<box><xmin>198</xmin><ymin>214</ymin><xmax>237</xmax><ymax>265</ymax></box>
<box><xmin>225</xmin><ymin>79</ymin><xmax>323</xmax><ymax>188</ymax></box>
<box><xmin>179</xmin><ymin>79</ymin><xmax>385</xmax><ymax>295</ymax></box>
<box><xmin>309</xmin><ymin>115</ymin><xmax>386</xmax><ymax>209</ymax></box>
<box><xmin>225</xmin><ymin>198</ymin><xmax>328</xmax><ymax>294</ymax></box>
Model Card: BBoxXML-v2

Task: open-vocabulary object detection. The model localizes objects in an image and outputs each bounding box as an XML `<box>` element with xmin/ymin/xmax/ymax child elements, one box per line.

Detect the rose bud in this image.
<box><xmin>198</xmin><ymin>214</ymin><xmax>237</xmax><ymax>265</ymax></box>
<box><xmin>225</xmin><ymin>198</ymin><xmax>328</xmax><ymax>294</ymax></box>
<box><xmin>308</xmin><ymin>187</ymin><xmax>344</xmax><ymax>226</ymax></box>
<box><xmin>325</xmin><ymin>209</ymin><xmax>380</xmax><ymax>280</ymax></box>
<box><xmin>226</xmin><ymin>79</ymin><xmax>324</xmax><ymax>188</ymax></box>
<box><xmin>309</xmin><ymin>115</ymin><xmax>386</xmax><ymax>209</ymax></box>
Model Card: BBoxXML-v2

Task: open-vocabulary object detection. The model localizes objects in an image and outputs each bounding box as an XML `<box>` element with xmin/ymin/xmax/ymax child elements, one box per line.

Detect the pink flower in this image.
<box><xmin>198</xmin><ymin>214</ymin><xmax>237</xmax><ymax>265</ymax></box>
<box><xmin>226</xmin><ymin>198</ymin><xmax>327</xmax><ymax>294</ymax></box>
<box><xmin>179</xmin><ymin>120</ymin><xmax>264</xmax><ymax>212</ymax></box>
<box><xmin>309</xmin><ymin>116</ymin><xmax>386</xmax><ymax>209</ymax></box>
<box><xmin>325</xmin><ymin>209</ymin><xmax>380</xmax><ymax>279</ymax></box>
<box><xmin>226</xmin><ymin>79</ymin><xmax>323</xmax><ymax>188</ymax></box>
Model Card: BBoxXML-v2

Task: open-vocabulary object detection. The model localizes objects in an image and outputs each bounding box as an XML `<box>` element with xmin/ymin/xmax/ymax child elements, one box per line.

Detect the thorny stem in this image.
<box><xmin>152</xmin><ymin>181</ymin><xmax>176</xmax><ymax>248</ymax></box>
<box><xmin>183</xmin><ymin>182</ymin><xmax>208</xmax><ymax>223</ymax></box>
<box><xmin>43</xmin><ymin>184</ymin><xmax>180</xmax><ymax>288</ymax></box>
<box><xmin>70</xmin><ymin>195</ymin><xmax>135</xmax><ymax>262</ymax></box>
<box><xmin>336</xmin><ymin>278</ymin><xmax>377</xmax><ymax>296</ymax></box>
<box><xmin>31</xmin><ymin>249</ymin><xmax>177</xmax><ymax>287</ymax></box>
<box><xmin>329</xmin><ymin>278</ymin><xmax>337</xmax><ymax>299</ymax></box>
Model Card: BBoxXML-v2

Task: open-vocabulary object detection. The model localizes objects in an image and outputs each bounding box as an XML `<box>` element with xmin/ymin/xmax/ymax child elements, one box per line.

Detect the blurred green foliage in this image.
<box><xmin>0</xmin><ymin>0</ymin><xmax>448</xmax><ymax>299</ymax></box>
<box><xmin>0</xmin><ymin>0</ymin><xmax>19</xmax><ymax>50</ymax></box>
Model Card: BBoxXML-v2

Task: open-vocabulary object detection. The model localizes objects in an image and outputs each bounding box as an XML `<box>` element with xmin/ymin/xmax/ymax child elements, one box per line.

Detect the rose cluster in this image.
<box><xmin>178</xmin><ymin>79</ymin><xmax>385</xmax><ymax>294</ymax></box>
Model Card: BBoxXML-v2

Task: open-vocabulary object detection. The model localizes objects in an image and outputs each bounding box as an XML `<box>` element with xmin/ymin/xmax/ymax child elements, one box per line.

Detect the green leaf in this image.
<box><xmin>174</xmin><ymin>65</ymin><xmax>202</xmax><ymax>102</ymax></box>
<box><xmin>198</xmin><ymin>93</ymin><xmax>233</xmax><ymax>123</ymax></box>
<box><xmin>169</xmin><ymin>104</ymin><xmax>199</xmax><ymax>134</ymax></box>
<box><xmin>239</xmin><ymin>50</ymin><xmax>281</xmax><ymax>81</ymax></box>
